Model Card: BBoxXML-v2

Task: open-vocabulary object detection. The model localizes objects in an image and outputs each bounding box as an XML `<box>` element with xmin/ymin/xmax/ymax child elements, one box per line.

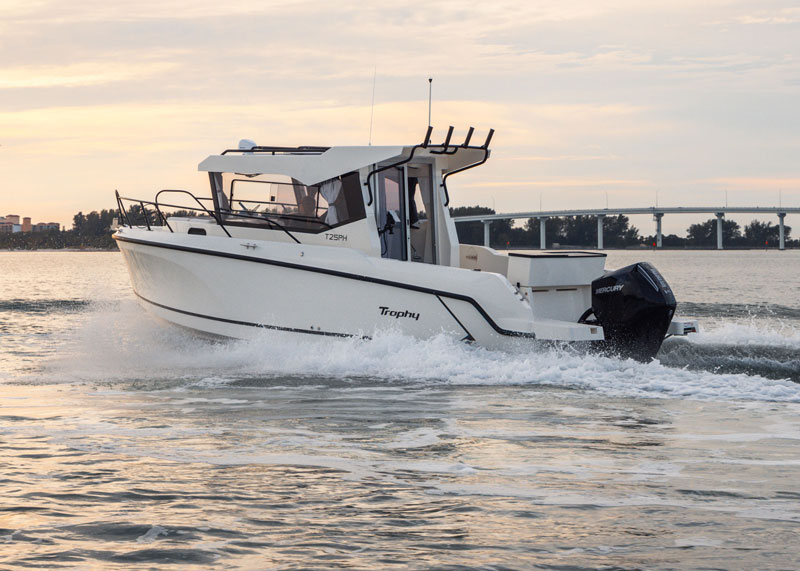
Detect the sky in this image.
<box><xmin>1</xmin><ymin>0</ymin><xmax>799</xmax><ymax>236</ymax></box>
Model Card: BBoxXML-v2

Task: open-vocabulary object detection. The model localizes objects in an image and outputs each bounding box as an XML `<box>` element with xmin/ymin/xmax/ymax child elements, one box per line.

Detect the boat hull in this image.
<box><xmin>115</xmin><ymin>229</ymin><xmax>604</xmax><ymax>350</ymax></box>
<box><xmin>114</xmin><ymin>229</ymin><xmax>686</xmax><ymax>358</ymax></box>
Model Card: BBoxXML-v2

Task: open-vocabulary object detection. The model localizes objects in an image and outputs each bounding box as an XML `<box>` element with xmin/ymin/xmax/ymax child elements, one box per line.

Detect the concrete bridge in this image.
<box><xmin>453</xmin><ymin>207</ymin><xmax>799</xmax><ymax>250</ymax></box>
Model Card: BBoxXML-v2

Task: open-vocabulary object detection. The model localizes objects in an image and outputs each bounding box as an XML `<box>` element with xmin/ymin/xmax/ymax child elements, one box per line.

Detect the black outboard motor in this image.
<box><xmin>586</xmin><ymin>262</ymin><xmax>676</xmax><ymax>361</ymax></box>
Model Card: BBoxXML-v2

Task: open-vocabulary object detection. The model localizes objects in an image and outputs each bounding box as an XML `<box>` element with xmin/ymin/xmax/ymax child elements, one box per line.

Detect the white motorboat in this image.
<box><xmin>114</xmin><ymin>127</ymin><xmax>697</xmax><ymax>360</ymax></box>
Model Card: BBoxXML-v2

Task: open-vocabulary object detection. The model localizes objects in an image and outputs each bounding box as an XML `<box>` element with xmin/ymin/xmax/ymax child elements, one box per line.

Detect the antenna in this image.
<box><xmin>428</xmin><ymin>77</ymin><xmax>433</xmax><ymax>127</ymax></box>
<box><xmin>368</xmin><ymin>67</ymin><xmax>377</xmax><ymax>146</ymax></box>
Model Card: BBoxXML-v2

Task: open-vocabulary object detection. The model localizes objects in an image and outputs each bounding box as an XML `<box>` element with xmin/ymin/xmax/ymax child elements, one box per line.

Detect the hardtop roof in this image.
<box><xmin>198</xmin><ymin>143</ymin><xmax>488</xmax><ymax>186</ymax></box>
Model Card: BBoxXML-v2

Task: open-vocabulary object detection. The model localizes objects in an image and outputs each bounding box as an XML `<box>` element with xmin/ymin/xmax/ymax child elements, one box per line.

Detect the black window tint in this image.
<box><xmin>340</xmin><ymin>172</ymin><xmax>366</xmax><ymax>222</ymax></box>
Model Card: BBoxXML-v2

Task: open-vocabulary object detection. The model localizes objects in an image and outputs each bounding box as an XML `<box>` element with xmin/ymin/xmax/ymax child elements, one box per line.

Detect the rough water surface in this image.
<box><xmin>1</xmin><ymin>250</ymin><xmax>799</xmax><ymax>569</ymax></box>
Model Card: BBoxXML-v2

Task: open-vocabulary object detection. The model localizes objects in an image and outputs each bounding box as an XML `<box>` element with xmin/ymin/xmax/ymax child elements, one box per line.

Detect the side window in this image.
<box><xmin>317</xmin><ymin>172</ymin><xmax>367</xmax><ymax>228</ymax></box>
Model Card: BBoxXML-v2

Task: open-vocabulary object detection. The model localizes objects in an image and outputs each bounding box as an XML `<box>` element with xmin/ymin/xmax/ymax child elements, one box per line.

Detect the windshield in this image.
<box><xmin>213</xmin><ymin>171</ymin><xmax>366</xmax><ymax>233</ymax></box>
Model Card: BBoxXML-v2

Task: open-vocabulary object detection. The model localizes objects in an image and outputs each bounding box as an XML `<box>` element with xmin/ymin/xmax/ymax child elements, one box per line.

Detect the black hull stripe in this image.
<box><xmin>135</xmin><ymin>291</ymin><xmax>362</xmax><ymax>339</ymax></box>
<box><xmin>114</xmin><ymin>234</ymin><xmax>536</xmax><ymax>339</ymax></box>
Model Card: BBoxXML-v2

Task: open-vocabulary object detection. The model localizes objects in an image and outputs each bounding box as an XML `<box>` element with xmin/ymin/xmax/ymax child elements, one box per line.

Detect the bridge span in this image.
<box><xmin>452</xmin><ymin>206</ymin><xmax>800</xmax><ymax>250</ymax></box>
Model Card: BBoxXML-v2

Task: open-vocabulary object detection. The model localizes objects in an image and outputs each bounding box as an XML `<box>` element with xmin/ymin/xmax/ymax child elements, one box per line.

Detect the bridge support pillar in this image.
<box><xmin>540</xmin><ymin>217</ymin><xmax>547</xmax><ymax>250</ymax></box>
<box><xmin>716</xmin><ymin>213</ymin><xmax>724</xmax><ymax>250</ymax></box>
<box><xmin>778</xmin><ymin>213</ymin><xmax>786</xmax><ymax>250</ymax></box>
<box><xmin>482</xmin><ymin>220</ymin><xmax>491</xmax><ymax>247</ymax></box>
<box><xmin>597</xmin><ymin>215</ymin><xmax>604</xmax><ymax>250</ymax></box>
<box><xmin>654</xmin><ymin>213</ymin><xmax>663</xmax><ymax>248</ymax></box>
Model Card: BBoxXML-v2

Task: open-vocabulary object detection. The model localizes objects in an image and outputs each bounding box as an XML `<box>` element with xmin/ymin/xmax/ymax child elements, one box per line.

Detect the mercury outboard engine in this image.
<box><xmin>582</xmin><ymin>262</ymin><xmax>676</xmax><ymax>361</ymax></box>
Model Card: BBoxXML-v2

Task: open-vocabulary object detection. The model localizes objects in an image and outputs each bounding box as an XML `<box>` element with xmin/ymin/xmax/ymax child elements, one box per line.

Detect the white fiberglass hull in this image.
<box><xmin>114</xmin><ymin>228</ymin><xmax>604</xmax><ymax>349</ymax></box>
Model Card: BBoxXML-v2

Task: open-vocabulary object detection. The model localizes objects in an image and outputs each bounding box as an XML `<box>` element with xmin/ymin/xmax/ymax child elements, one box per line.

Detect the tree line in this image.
<box><xmin>0</xmin><ymin>207</ymin><xmax>203</xmax><ymax>250</ymax></box>
<box><xmin>0</xmin><ymin>209</ymin><xmax>118</xmax><ymax>250</ymax></box>
<box><xmin>451</xmin><ymin>206</ymin><xmax>796</xmax><ymax>249</ymax></box>
<box><xmin>655</xmin><ymin>218</ymin><xmax>794</xmax><ymax>248</ymax></box>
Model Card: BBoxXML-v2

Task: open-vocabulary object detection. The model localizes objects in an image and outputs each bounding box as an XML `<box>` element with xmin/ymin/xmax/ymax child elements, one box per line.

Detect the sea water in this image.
<box><xmin>1</xmin><ymin>250</ymin><xmax>799</xmax><ymax>569</ymax></box>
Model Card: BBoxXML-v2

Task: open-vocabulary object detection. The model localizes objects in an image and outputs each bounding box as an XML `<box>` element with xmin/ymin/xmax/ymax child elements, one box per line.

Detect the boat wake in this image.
<box><xmin>661</xmin><ymin>322</ymin><xmax>800</xmax><ymax>383</ymax></box>
<box><xmin>31</xmin><ymin>299</ymin><xmax>800</xmax><ymax>403</ymax></box>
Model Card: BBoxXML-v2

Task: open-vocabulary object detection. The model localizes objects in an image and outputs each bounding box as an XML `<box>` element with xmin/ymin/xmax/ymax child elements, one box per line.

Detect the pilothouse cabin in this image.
<box><xmin>162</xmin><ymin>127</ymin><xmax>495</xmax><ymax>267</ymax></box>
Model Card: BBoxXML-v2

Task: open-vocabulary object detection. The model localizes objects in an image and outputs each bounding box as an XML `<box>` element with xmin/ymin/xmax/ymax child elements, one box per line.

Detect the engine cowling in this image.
<box><xmin>589</xmin><ymin>262</ymin><xmax>676</xmax><ymax>360</ymax></box>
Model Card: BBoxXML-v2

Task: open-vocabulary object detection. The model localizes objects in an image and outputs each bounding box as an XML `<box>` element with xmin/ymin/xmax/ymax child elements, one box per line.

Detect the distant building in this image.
<box><xmin>32</xmin><ymin>222</ymin><xmax>60</xmax><ymax>232</ymax></box>
<box><xmin>0</xmin><ymin>215</ymin><xmax>59</xmax><ymax>234</ymax></box>
<box><xmin>0</xmin><ymin>215</ymin><xmax>20</xmax><ymax>233</ymax></box>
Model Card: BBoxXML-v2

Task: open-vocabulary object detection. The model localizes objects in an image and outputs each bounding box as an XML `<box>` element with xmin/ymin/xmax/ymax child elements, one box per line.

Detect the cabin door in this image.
<box><xmin>377</xmin><ymin>166</ymin><xmax>408</xmax><ymax>261</ymax></box>
<box><xmin>407</xmin><ymin>163</ymin><xmax>436</xmax><ymax>264</ymax></box>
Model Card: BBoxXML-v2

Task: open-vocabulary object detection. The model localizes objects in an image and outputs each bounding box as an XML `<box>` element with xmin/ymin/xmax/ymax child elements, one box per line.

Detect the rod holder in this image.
<box><xmin>462</xmin><ymin>127</ymin><xmax>474</xmax><ymax>147</ymax></box>
<box><xmin>422</xmin><ymin>125</ymin><xmax>433</xmax><ymax>148</ymax></box>
<box><xmin>482</xmin><ymin>128</ymin><xmax>495</xmax><ymax>149</ymax></box>
<box><xmin>442</xmin><ymin>126</ymin><xmax>454</xmax><ymax>149</ymax></box>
